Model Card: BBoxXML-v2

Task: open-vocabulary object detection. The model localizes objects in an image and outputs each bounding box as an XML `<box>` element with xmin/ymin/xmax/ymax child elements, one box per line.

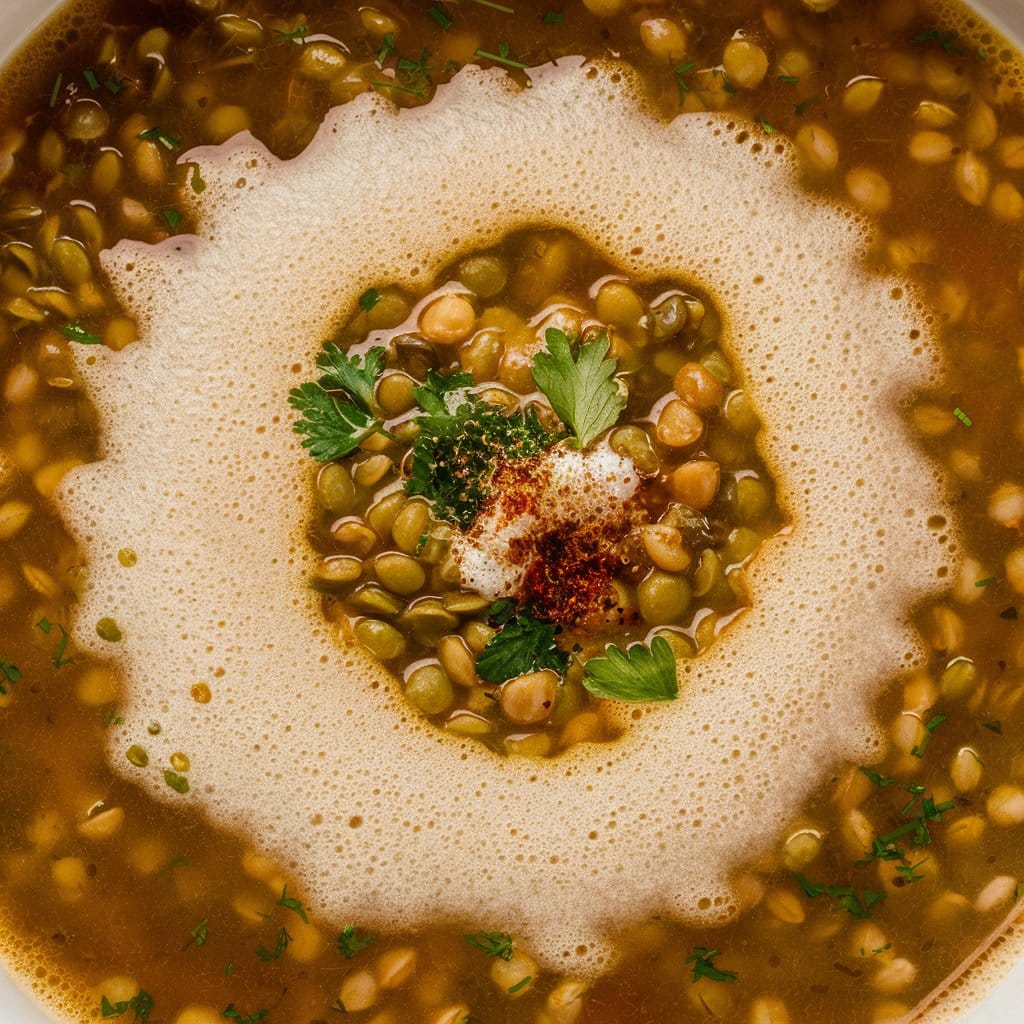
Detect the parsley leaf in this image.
<box><xmin>289</xmin><ymin>383</ymin><xmax>383</xmax><ymax>462</ymax></box>
<box><xmin>464</xmin><ymin>930</ymin><xmax>514</xmax><ymax>960</ymax></box>
<box><xmin>794</xmin><ymin>873</ymin><xmax>888</xmax><ymax>918</ymax></box>
<box><xmin>476</xmin><ymin>609</ymin><xmax>568</xmax><ymax>683</ymax></box>
<box><xmin>163</xmin><ymin>770</ymin><xmax>190</xmax><ymax>794</ymax></box>
<box><xmin>336</xmin><ymin>924</ymin><xmax>375</xmax><ymax>958</ymax></box>
<box><xmin>291</xmin><ymin>345</ymin><xmax>391</xmax><ymax>461</ymax></box>
<box><xmin>61</xmin><ymin>323</ymin><xmax>104</xmax><ymax>345</ymax></box>
<box><xmin>531</xmin><ymin>328</ymin><xmax>625</xmax><ymax>450</ymax></box>
<box><xmin>582</xmin><ymin>636</ymin><xmax>678</xmax><ymax>702</ymax></box>
<box><xmin>315</xmin><ymin>344</ymin><xmax>386</xmax><ymax>417</ymax></box>
<box><xmin>100</xmin><ymin>992</ymin><xmax>154</xmax><ymax>1022</ymax></box>
<box><xmin>685</xmin><ymin>948</ymin><xmax>737</xmax><ymax>983</ymax></box>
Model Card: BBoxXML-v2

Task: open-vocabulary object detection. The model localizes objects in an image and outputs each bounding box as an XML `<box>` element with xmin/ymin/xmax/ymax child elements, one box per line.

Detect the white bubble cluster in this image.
<box><xmin>57</xmin><ymin>60</ymin><xmax>956</xmax><ymax>973</ymax></box>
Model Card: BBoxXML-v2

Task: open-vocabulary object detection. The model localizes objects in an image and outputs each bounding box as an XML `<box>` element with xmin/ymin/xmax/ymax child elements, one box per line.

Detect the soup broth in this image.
<box><xmin>1</xmin><ymin>2</ymin><xmax>1024</xmax><ymax>1024</ymax></box>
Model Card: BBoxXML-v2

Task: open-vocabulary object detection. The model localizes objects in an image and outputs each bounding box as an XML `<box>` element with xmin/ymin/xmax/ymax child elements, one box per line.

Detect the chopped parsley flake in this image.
<box><xmin>859</xmin><ymin>767</ymin><xmax>896</xmax><ymax>788</ymax></box>
<box><xmin>474</xmin><ymin>46</ymin><xmax>529</xmax><ymax>70</ymax></box>
<box><xmin>61</xmin><ymin>323</ymin><xmax>104</xmax><ymax>345</ymax></box>
<box><xmin>222</xmin><ymin>1005</ymin><xmax>267</xmax><ymax>1024</ymax></box>
<box><xmin>377</xmin><ymin>32</ymin><xmax>396</xmax><ymax>66</ymax></box>
<box><xmin>778</xmin><ymin>73</ymin><xmax>800</xmax><ymax>85</ymax></box>
<box><xmin>911</xmin><ymin>714</ymin><xmax>947</xmax><ymax>758</ymax></box>
<box><xmin>975</xmin><ymin>576</ymin><xmax>997</xmax><ymax>587</ymax></box>
<box><xmin>0</xmin><ymin>657</ymin><xmax>22</xmax><ymax>695</ymax></box>
<box><xmin>507</xmin><ymin>976</ymin><xmax>532</xmax><ymax>993</ymax></box>
<box><xmin>164</xmin><ymin>770</ymin><xmax>190</xmax><ymax>794</ymax></box>
<box><xmin>256</xmin><ymin>926</ymin><xmax>292</xmax><ymax>962</ymax></box>
<box><xmin>428</xmin><ymin>5</ymin><xmax>453</xmax><ymax>30</ymax></box>
<box><xmin>137</xmin><ymin>127</ymin><xmax>182</xmax><ymax>151</ymax></box>
<box><xmin>953</xmin><ymin>406</ymin><xmax>973</xmax><ymax>427</ymax></box>
<box><xmin>464</xmin><ymin>930</ymin><xmax>515</xmax><ymax>960</ymax></box>
<box><xmin>277</xmin><ymin>884</ymin><xmax>310</xmax><ymax>923</ymax></box>
<box><xmin>795</xmin><ymin>95</ymin><xmax>822</xmax><ymax>116</ymax></box>
<box><xmin>358</xmin><ymin>287</ymin><xmax>381</xmax><ymax>311</ymax></box>
<box><xmin>101</xmin><ymin>992</ymin><xmax>154</xmax><ymax>1022</ymax></box>
<box><xmin>794</xmin><ymin>874</ymin><xmax>887</xmax><ymax>919</ymax></box>
<box><xmin>685</xmin><ymin>947</ymin><xmax>737</xmax><ymax>983</ymax></box>
<box><xmin>83</xmin><ymin>68</ymin><xmax>100</xmax><ymax>90</ymax></box>
<box><xmin>543</xmin><ymin>11</ymin><xmax>565</xmax><ymax>23</ymax></box>
<box><xmin>274</xmin><ymin>25</ymin><xmax>309</xmax><ymax>43</ymax></box>
<box><xmin>336</xmin><ymin>924</ymin><xmax>375</xmax><ymax>958</ymax></box>
<box><xmin>189</xmin><ymin>917</ymin><xmax>210</xmax><ymax>948</ymax></box>
<box><xmin>163</xmin><ymin>209</ymin><xmax>183</xmax><ymax>231</ymax></box>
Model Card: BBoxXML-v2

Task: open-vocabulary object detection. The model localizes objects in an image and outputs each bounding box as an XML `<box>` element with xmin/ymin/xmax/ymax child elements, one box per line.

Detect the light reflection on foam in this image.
<box><xmin>57</xmin><ymin>60</ymin><xmax>956</xmax><ymax>973</ymax></box>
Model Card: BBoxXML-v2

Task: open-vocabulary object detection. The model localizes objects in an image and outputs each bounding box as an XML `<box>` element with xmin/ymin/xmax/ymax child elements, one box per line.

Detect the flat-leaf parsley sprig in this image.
<box><xmin>531</xmin><ymin>327</ymin><xmax>626</xmax><ymax>449</ymax></box>
<box><xmin>582</xmin><ymin>635</ymin><xmax>678</xmax><ymax>702</ymax></box>
<box><xmin>289</xmin><ymin>344</ymin><xmax>393</xmax><ymax>461</ymax></box>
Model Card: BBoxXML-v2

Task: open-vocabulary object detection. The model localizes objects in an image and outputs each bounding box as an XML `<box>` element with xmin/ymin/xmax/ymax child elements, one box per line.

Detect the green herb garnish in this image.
<box><xmin>277</xmin><ymin>884</ymin><xmax>310</xmax><ymax>923</ymax></box>
<box><xmin>794</xmin><ymin>874</ymin><xmax>887</xmax><ymax>919</ymax></box>
<box><xmin>895</xmin><ymin>859</ymin><xmax>928</xmax><ymax>884</ymax></box>
<box><xmin>911</xmin><ymin>714</ymin><xmax>947</xmax><ymax>758</ymax></box>
<box><xmin>163</xmin><ymin>209</ymin><xmax>183</xmax><ymax>231</ymax></box>
<box><xmin>0</xmin><ymin>658</ymin><xmax>22</xmax><ymax>695</ymax></box>
<box><xmin>274</xmin><ymin>25</ymin><xmax>309</xmax><ymax>43</ymax></box>
<box><xmin>377</xmin><ymin>33</ymin><xmax>395</xmax><ymax>65</ymax></box>
<box><xmin>164</xmin><ymin>770</ymin><xmax>190</xmax><ymax>794</ymax></box>
<box><xmin>685</xmin><ymin>948</ymin><xmax>737</xmax><ymax>983</ymax></box>
<box><xmin>795</xmin><ymin>95</ymin><xmax>822</xmax><ymax>116</ymax></box>
<box><xmin>222</xmin><ymin>1005</ymin><xmax>267</xmax><ymax>1024</ymax></box>
<box><xmin>336</xmin><ymin>924</ymin><xmax>375</xmax><ymax>959</ymax></box>
<box><xmin>405</xmin><ymin>371</ymin><xmax>555</xmax><ymax>527</ymax></box>
<box><xmin>189</xmin><ymin>917</ymin><xmax>210</xmax><ymax>948</ymax></box>
<box><xmin>359</xmin><ymin>287</ymin><xmax>382</xmax><ymax>311</ymax></box>
<box><xmin>49</xmin><ymin>72</ymin><xmax>63</xmax><ymax>108</ymax></box>
<box><xmin>474</xmin><ymin>46</ymin><xmax>529</xmax><ymax>70</ymax></box>
<box><xmin>101</xmin><ymin>992</ymin><xmax>154</xmax><ymax>1022</ymax></box>
<box><xmin>778</xmin><ymin>74</ymin><xmax>800</xmax><ymax>85</ymax></box>
<box><xmin>83</xmin><ymin>68</ymin><xmax>100</xmax><ymax>90</ymax></box>
<box><xmin>61</xmin><ymin>323</ymin><xmax>104</xmax><ymax>345</ymax></box>
<box><xmin>542</xmin><ymin>11</ymin><xmax>565</xmax><ymax>23</ymax></box>
<box><xmin>673</xmin><ymin>61</ymin><xmax>697</xmax><ymax>102</ymax></box>
<box><xmin>507</xmin><ymin>976</ymin><xmax>532</xmax><ymax>993</ymax></box>
<box><xmin>582</xmin><ymin>636</ymin><xmax>678</xmax><ymax>703</ymax></box>
<box><xmin>256</xmin><ymin>927</ymin><xmax>292</xmax><ymax>962</ymax></box>
<box><xmin>953</xmin><ymin>407</ymin><xmax>973</xmax><ymax>427</ymax></box>
<box><xmin>859</xmin><ymin>767</ymin><xmax>896</xmax><ymax>788</ymax></box>
<box><xmin>464</xmin><ymin>930</ymin><xmax>514</xmax><ymax>960</ymax></box>
<box><xmin>975</xmin><ymin>576</ymin><xmax>997</xmax><ymax>587</ymax></box>
<box><xmin>476</xmin><ymin>608</ymin><xmax>568</xmax><ymax>684</ymax></box>
<box><xmin>137</xmin><ymin>127</ymin><xmax>182</xmax><ymax>150</ymax></box>
<box><xmin>531</xmin><ymin>328</ymin><xmax>625</xmax><ymax>450</ymax></box>
<box><xmin>289</xmin><ymin>345</ymin><xmax>389</xmax><ymax>462</ymax></box>
<box><xmin>428</xmin><ymin>5</ymin><xmax>453</xmax><ymax>30</ymax></box>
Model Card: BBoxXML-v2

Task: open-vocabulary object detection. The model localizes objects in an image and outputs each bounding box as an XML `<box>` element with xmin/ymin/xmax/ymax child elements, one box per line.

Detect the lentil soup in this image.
<box><xmin>0</xmin><ymin>2</ymin><xmax>1023</xmax><ymax>1024</ymax></box>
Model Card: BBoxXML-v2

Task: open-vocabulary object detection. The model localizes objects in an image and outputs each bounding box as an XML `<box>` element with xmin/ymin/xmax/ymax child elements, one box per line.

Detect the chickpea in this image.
<box><xmin>795</xmin><ymin>124</ymin><xmax>839</xmax><ymax>173</ymax></box>
<box><xmin>655</xmin><ymin>400</ymin><xmax>704</xmax><ymax>448</ymax></box>
<box><xmin>420</xmin><ymin>293</ymin><xmax>476</xmax><ymax>344</ymax></box>
<box><xmin>641</xmin><ymin>524</ymin><xmax>691</xmax><ymax>573</ymax></box>
<box><xmin>846</xmin><ymin>167</ymin><xmax>892</xmax><ymax>214</ymax></box>
<box><xmin>640</xmin><ymin>19</ymin><xmax>688</xmax><ymax>63</ymax></box>
<box><xmin>501</xmin><ymin>670</ymin><xmax>558</xmax><ymax>725</ymax></box>
<box><xmin>667</xmin><ymin>459</ymin><xmax>720</xmax><ymax>510</ymax></box>
<box><xmin>673</xmin><ymin>362</ymin><xmax>725</xmax><ymax>411</ymax></box>
<box><xmin>723</xmin><ymin>39</ymin><xmax>769</xmax><ymax>90</ymax></box>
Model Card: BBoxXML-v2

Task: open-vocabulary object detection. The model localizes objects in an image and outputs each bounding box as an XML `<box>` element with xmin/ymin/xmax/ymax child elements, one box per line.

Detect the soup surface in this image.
<box><xmin>1</xmin><ymin>1</ymin><xmax>1024</xmax><ymax>1023</ymax></box>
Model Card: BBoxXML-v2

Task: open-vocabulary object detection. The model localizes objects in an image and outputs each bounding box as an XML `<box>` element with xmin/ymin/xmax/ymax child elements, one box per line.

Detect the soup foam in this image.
<box><xmin>57</xmin><ymin>60</ymin><xmax>956</xmax><ymax>973</ymax></box>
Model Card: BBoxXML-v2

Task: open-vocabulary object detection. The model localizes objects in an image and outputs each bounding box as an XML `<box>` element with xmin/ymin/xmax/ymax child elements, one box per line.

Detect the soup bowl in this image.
<box><xmin>0</xmin><ymin>0</ymin><xmax>1023</xmax><ymax>1022</ymax></box>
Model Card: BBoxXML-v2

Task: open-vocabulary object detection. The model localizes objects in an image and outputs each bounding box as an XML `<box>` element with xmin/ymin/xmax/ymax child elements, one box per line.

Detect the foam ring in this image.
<box><xmin>56</xmin><ymin>59</ymin><xmax>956</xmax><ymax>974</ymax></box>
